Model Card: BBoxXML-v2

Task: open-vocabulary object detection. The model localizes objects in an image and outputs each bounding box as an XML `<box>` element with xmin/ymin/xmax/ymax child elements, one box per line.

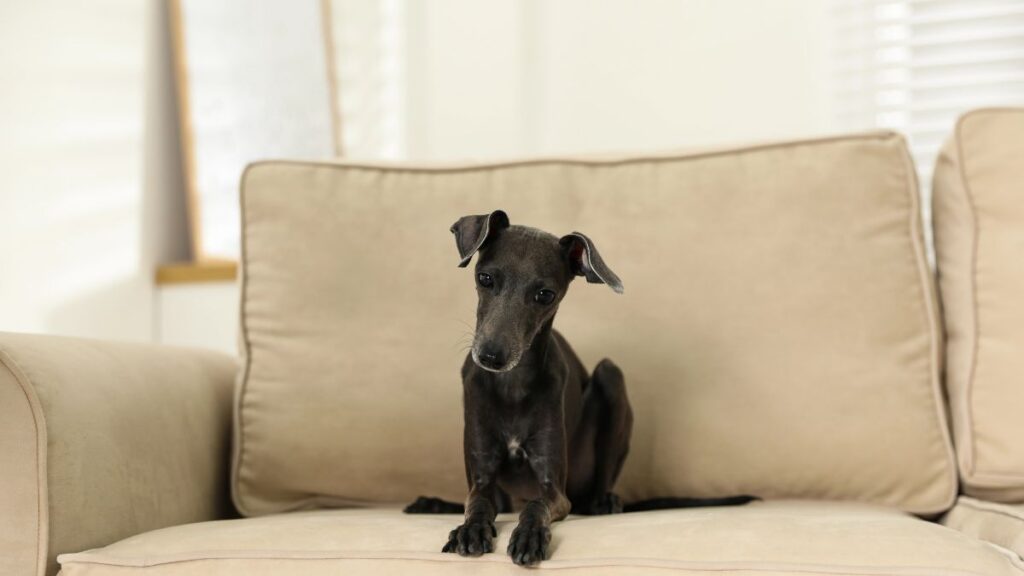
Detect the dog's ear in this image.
<box><xmin>560</xmin><ymin>232</ymin><xmax>624</xmax><ymax>294</ymax></box>
<box><xmin>450</xmin><ymin>210</ymin><xmax>510</xmax><ymax>267</ymax></box>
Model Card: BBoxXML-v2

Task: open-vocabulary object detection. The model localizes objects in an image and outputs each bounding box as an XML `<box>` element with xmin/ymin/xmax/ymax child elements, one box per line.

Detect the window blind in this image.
<box><xmin>833</xmin><ymin>0</ymin><xmax>1024</xmax><ymax>190</ymax></box>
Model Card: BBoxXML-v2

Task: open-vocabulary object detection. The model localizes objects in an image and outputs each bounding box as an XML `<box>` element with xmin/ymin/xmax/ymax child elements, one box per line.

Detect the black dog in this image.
<box><xmin>406</xmin><ymin>210</ymin><xmax>753</xmax><ymax>566</ymax></box>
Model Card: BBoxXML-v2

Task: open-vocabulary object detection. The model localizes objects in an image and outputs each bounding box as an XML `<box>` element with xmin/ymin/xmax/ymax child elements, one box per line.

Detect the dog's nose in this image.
<box><xmin>478</xmin><ymin>345</ymin><xmax>506</xmax><ymax>370</ymax></box>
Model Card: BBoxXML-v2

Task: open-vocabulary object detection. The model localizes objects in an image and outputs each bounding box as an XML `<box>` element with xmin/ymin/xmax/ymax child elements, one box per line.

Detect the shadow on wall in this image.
<box><xmin>46</xmin><ymin>277</ymin><xmax>153</xmax><ymax>340</ymax></box>
<box><xmin>38</xmin><ymin>1</ymin><xmax>190</xmax><ymax>342</ymax></box>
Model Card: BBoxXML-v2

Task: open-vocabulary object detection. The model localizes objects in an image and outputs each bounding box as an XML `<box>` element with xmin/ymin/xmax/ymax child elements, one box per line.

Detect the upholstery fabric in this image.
<box><xmin>235</xmin><ymin>132</ymin><xmax>956</xmax><ymax>517</ymax></box>
<box><xmin>58</xmin><ymin>501</ymin><xmax>1023</xmax><ymax>576</ymax></box>
<box><xmin>943</xmin><ymin>496</ymin><xmax>1024</xmax><ymax>561</ymax></box>
<box><xmin>0</xmin><ymin>333</ymin><xmax>238</xmax><ymax>576</ymax></box>
<box><xmin>932</xmin><ymin>108</ymin><xmax>1024</xmax><ymax>502</ymax></box>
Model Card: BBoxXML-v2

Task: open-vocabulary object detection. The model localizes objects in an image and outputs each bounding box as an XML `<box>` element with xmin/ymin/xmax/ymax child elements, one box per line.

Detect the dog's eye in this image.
<box><xmin>477</xmin><ymin>273</ymin><xmax>494</xmax><ymax>288</ymax></box>
<box><xmin>534</xmin><ymin>289</ymin><xmax>556</xmax><ymax>305</ymax></box>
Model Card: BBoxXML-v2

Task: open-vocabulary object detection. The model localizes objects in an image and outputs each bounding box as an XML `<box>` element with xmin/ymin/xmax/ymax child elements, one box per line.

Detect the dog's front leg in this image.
<box><xmin>508</xmin><ymin>432</ymin><xmax>570</xmax><ymax>566</ymax></box>
<box><xmin>441</xmin><ymin>479</ymin><xmax>499</xmax><ymax>556</ymax></box>
<box><xmin>442</xmin><ymin>434</ymin><xmax>503</xmax><ymax>556</ymax></box>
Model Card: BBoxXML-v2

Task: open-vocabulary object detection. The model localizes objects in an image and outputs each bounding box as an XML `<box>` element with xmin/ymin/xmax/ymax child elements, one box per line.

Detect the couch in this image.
<box><xmin>2</xmin><ymin>108</ymin><xmax>1022</xmax><ymax>575</ymax></box>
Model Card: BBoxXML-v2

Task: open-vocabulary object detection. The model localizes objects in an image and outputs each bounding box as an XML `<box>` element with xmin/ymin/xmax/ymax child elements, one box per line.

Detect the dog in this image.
<box><xmin>405</xmin><ymin>210</ymin><xmax>754</xmax><ymax>566</ymax></box>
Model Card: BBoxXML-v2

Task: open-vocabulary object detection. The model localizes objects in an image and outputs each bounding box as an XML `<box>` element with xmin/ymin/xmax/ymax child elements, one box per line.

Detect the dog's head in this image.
<box><xmin>450</xmin><ymin>210</ymin><xmax>623</xmax><ymax>373</ymax></box>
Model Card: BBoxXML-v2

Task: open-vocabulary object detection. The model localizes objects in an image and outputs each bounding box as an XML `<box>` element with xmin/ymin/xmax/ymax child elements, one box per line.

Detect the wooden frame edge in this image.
<box><xmin>167</xmin><ymin>0</ymin><xmax>206</xmax><ymax>261</ymax></box>
<box><xmin>320</xmin><ymin>0</ymin><xmax>344</xmax><ymax>156</ymax></box>
<box><xmin>156</xmin><ymin>261</ymin><xmax>238</xmax><ymax>285</ymax></box>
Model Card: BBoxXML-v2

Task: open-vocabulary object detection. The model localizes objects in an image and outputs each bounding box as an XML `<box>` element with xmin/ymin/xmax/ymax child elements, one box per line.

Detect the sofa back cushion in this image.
<box><xmin>933</xmin><ymin>108</ymin><xmax>1024</xmax><ymax>502</ymax></box>
<box><xmin>234</xmin><ymin>132</ymin><xmax>957</xmax><ymax>517</ymax></box>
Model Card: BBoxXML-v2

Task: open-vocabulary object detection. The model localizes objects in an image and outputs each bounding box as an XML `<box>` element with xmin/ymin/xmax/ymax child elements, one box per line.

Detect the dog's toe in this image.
<box><xmin>441</xmin><ymin>527</ymin><xmax>459</xmax><ymax>553</ymax></box>
<box><xmin>507</xmin><ymin>522</ymin><xmax>551</xmax><ymax>566</ymax></box>
<box><xmin>445</xmin><ymin>521</ymin><xmax>495</xmax><ymax>557</ymax></box>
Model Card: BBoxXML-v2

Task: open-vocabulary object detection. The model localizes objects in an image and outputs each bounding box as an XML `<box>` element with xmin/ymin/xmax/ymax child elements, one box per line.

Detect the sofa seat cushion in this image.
<box><xmin>58</xmin><ymin>501</ymin><xmax>1021</xmax><ymax>576</ymax></box>
<box><xmin>944</xmin><ymin>496</ymin><xmax>1024</xmax><ymax>561</ymax></box>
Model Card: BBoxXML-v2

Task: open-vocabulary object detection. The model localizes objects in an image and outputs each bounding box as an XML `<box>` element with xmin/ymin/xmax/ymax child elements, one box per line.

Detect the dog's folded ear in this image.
<box><xmin>560</xmin><ymin>232</ymin><xmax>624</xmax><ymax>294</ymax></box>
<box><xmin>450</xmin><ymin>210</ymin><xmax>510</xmax><ymax>267</ymax></box>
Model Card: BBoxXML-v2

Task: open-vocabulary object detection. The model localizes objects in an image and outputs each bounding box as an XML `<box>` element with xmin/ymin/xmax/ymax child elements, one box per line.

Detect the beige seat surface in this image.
<box><xmin>943</xmin><ymin>496</ymin><xmax>1024</xmax><ymax>560</ymax></box>
<box><xmin>59</xmin><ymin>501</ymin><xmax>1021</xmax><ymax>576</ymax></box>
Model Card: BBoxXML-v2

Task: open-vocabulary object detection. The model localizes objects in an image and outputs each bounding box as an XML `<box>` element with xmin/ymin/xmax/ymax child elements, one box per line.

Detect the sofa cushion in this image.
<box><xmin>932</xmin><ymin>108</ymin><xmax>1024</xmax><ymax>502</ymax></box>
<box><xmin>58</xmin><ymin>501</ymin><xmax>1021</xmax><ymax>575</ymax></box>
<box><xmin>235</xmin><ymin>132</ymin><xmax>956</xmax><ymax>517</ymax></box>
<box><xmin>943</xmin><ymin>496</ymin><xmax>1024</xmax><ymax>561</ymax></box>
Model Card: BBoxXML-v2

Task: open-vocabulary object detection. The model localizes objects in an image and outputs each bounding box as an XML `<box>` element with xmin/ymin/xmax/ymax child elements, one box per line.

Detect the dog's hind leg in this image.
<box><xmin>403</xmin><ymin>496</ymin><xmax>465</xmax><ymax>514</ymax></box>
<box><xmin>404</xmin><ymin>490</ymin><xmax>511</xmax><ymax>514</ymax></box>
<box><xmin>575</xmin><ymin>358</ymin><xmax>633</xmax><ymax>515</ymax></box>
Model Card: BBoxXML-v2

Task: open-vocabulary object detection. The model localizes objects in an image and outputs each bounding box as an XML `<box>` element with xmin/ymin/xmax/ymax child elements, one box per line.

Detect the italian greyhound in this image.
<box><xmin>405</xmin><ymin>210</ymin><xmax>754</xmax><ymax>566</ymax></box>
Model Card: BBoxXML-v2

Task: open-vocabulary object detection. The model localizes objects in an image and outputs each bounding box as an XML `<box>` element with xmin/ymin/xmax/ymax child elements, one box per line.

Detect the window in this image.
<box><xmin>330</xmin><ymin>0</ymin><xmax>406</xmax><ymax>160</ymax></box>
<box><xmin>833</xmin><ymin>0</ymin><xmax>1024</xmax><ymax>192</ymax></box>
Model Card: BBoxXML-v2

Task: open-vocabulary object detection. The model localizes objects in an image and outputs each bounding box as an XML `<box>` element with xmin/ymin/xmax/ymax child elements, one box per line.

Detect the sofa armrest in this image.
<box><xmin>0</xmin><ymin>332</ymin><xmax>238</xmax><ymax>576</ymax></box>
<box><xmin>942</xmin><ymin>496</ymin><xmax>1024</xmax><ymax>563</ymax></box>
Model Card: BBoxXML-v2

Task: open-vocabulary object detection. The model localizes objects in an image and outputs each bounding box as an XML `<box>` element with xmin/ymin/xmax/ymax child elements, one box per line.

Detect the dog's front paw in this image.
<box><xmin>507</xmin><ymin>521</ymin><xmax>551</xmax><ymax>566</ymax></box>
<box><xmin>587</xmin><ymin>492</ymin><xmax>623</xmax><ymax>515</ymax></box>
<box><xmin>441</xmin><ymin>520</ymin><xmax>496</xmax><ymax>556</ymax></box>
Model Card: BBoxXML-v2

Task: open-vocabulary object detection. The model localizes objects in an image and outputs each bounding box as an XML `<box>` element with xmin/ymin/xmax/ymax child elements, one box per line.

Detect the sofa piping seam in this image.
<box><xmin>984</xmin><ymin>541</ymin><xmax>1024</xmax><ymax>573</ymax></box>
<box><xmin>232</xmin><ymin>164</ymin><xmax>256</xmax><ymax>517</ymax></box>
<box><xmin>958</xmin><ymin>498</ymin><xmax>1024</xmax><ymax>523</ymax></box>
<box><xmin>55</xmin><ymin>552</ymin><xmax>1012</xmax><ymax>576</ymax></box>
<box><xmin>241</xmin><ymin>130</ymin><xmax>897</xmax><ymax>175</ymax></box>
<box><xmin>896</xmin><ymin>135</ymin><xmax>960</xmax><ymax>513</ymax></box>
<box><xmin>0</xmin><ymin>345</ymin><xmax>49</xmax><ymax>576</ymax></box>
<box><xmin>954</xmin><ymin>110</ymin><xmax>982</xmax><ymax>479</ymax></box>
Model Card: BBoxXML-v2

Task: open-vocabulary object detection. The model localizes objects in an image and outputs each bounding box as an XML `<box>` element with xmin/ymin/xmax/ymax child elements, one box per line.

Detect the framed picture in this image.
<box><xmin>169</xmin><ymin>0</ymin><xmax>341</xmax><ymax>261</ymax></box>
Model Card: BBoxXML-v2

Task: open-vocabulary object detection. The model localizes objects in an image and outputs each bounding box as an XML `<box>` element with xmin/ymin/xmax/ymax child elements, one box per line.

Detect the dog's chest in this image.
<box><xmin>497</xmin><ymin>433</ymin><xmax>543</xmax><ymax>502</ymax></box>
<box><xmin>506</xmin><ymin>436</ymin><xmax>527</xmax><ymax>463</ymax></box>
<box><xmin>496</xmin><ymin>415</ymin><xmax>534</xmax><ymax>460</ymax></box>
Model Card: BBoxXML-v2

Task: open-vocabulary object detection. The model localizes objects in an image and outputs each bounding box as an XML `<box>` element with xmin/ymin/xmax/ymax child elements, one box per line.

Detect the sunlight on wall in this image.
<box><xmin>331</xmin><ymin>0</ymin><xmax>406</xmax><ymax>159</ymax></box>
<box><xmin>400</xmin><ymin>0</ymin><xmax>835</xmax><ymax>160</ymax></box>
<box><xmin>0</xmin><ymin>1</ymin><xmax>183</xmax><ymax>341</ymax></box>
<box><xmin>0</xmin><ymin>0</ymin><xmax>839</xmax><ymax>344</ymax></box>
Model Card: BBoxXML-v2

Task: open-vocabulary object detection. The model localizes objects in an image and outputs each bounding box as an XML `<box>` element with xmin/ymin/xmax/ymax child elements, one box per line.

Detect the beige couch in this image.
<box><xmin>2</xmin><ymin>109</ymin><xmax>1023</xmax><ymax>576</ymax></box>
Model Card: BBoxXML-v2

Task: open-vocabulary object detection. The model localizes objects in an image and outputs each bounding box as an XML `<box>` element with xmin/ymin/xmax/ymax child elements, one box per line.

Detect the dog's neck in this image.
<box><xmin>489</xmin><ymin>318</ymin><xmax>557</xmax><ymax>403</ymax></box>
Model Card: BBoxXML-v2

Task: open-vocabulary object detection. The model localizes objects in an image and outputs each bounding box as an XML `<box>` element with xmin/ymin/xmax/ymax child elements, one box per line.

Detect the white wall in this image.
<box><xmin>0</xmin><ymin>1</ymin><xmax>187</xmax><ymax>341</ymax></box>
<box><xmin>403</xmin><ymin>0</ymin><xmax>533</xmax><ymax>159</ymax></box>
<box><xmin>157</xmin><ymin>283</ymin><xmax>239</xmax><ymax>355</ymax></box>
<box><xmin>0</xmin><ymin>0</ymin><xmax>835</xmax><ymax>347</ymax></box>
<box><xmin>403</xmin><ymin>0</ymin><xmax>835</xmax><ymax>160</ymax></box>
<box><xmin>535</xmin><ymin>0</ymin><xmax>834</xmax><ymax>152</ymax></box>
